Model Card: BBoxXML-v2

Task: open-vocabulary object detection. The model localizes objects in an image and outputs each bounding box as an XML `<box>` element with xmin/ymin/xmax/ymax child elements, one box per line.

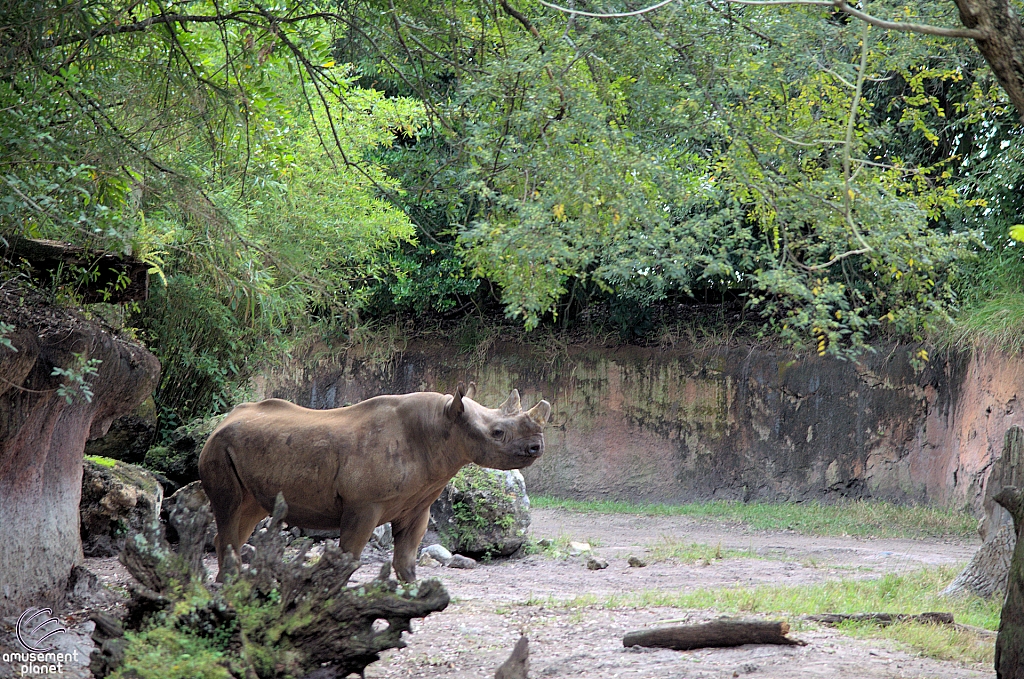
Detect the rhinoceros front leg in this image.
<box><xmin>392</xmin><ymin>506</ymin><xmax>432</xmax><ymax>582</ymax></box>
<box><xmin>337</xmin><ymin>503</ymin><xmax>384</xmax><ymax>560</ymax></box>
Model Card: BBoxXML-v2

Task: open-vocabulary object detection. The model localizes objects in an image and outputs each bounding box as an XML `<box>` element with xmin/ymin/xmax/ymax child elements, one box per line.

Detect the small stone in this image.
<box><xmin>627</xmin><ymin>556</ymin><xmax>647</xmax><ymax>568</ymax></box>
<box><xmin>239</xmin><ymin>544</ymin><xmax>256</xmax><ymax>564</ymax></box>
<box><xmin>568</xmin><ymin>541</ymin><xmax>591</xmax><ymax>556</ymax></box>
<box><xmin>418</xmin><ymin>554</ymin><xmax>441</xmax><ymax>568</ymax></box>
<box><xmin>537</xmin><ymin>538</ymin><xmax>553</xmax><ymax>548</ymax></box>
<box><xmin>586</xmin><ymin>556</ymin><xmax>608</xmax><ymax>570</ymax></box>
<box><xmin>448</xmin><ymin>554</ymin><xmax>478</xmax><ymax>569</ymax></box>
<box><xmin>423</xmin><ymin>543</ymin><xmax>454</xmax><ymax>565</ymax></box>
<box><xmin>741</xmin><ymin>663</ymin><xmax>759</xmax><ymax>674</ymax></box>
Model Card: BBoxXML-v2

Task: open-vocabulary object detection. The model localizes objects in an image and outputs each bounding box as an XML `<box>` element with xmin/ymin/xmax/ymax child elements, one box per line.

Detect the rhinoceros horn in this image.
<box><xmin>498</xmin><ymin>389</ymin><xmax>521</xmax><ymax>415</ymax></box>
<box><xmin>527</xmin><ymin>400</ymin><xmax>551</xmax><ymax>425</ymax></box>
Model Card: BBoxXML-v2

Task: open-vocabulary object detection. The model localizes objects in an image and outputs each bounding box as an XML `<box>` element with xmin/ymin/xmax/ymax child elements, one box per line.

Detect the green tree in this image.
<box><xmin>0</xmin><ymin>1</ymin><xmax>423</xmax><ymax>423</ymax></box>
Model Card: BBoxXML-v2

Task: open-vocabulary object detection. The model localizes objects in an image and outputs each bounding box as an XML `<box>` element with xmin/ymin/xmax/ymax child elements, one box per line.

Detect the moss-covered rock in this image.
<box><xmin>81</xmin><ymin>456</ymin><xmax>164</xmax><ymax>557</ymax></box>
<box><xmin>143</xmin><ymin>415</ymin><xmax>226</xmax><ymax>489</ymax></box>
<box><xmin>430</xmin><ymin>465</ymin><xmax>531</xmax><ymax>558</ymax></box>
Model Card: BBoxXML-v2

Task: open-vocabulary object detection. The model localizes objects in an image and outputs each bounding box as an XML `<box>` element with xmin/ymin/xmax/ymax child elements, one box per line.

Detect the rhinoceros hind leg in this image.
<box><xmin>392</xmin><ymin>506</ymin><xmax>432</xmax><ymax>582</ymax></box>
<box><xmin>210</xmin><ymin>493</ymin><xmax>266</xmax><ymax>581</ymax></box>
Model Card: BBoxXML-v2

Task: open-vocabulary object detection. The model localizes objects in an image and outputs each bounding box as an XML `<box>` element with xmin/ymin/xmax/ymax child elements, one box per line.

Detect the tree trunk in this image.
<box><xmin>622</xmin><ymin>620</ymin><xmax>804</xmax><ymax>651</ymax></box>
<box><xmin>994</xmin><ymin>486</ymin><xmax>1024</xmax><ymax>679</ymax></box>
<box><xmin>0</xmin><ymin>283</ymin><xmax>159</xmax><ymax>616</ymax></box>
<box><xmin>952</xmin><ymin>0</ymin><xmax>1024</xmax><ymax>123</ymax></box>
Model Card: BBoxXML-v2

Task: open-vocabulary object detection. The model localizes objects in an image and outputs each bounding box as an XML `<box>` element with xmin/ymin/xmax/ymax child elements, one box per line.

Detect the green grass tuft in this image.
<box><xmin>84</xmin><ymin>454</ymin><xmax>119</xmax><ymax>468</ymax></box>
<box><xmin>944</xmin><ymin>289</ymin><xmax>1024</xmax><ymax>355</ymax></box>
<box><xmin>531</xmin><ymin>497</ymin><xmax>978</xmax><ymax>539</ymax></box>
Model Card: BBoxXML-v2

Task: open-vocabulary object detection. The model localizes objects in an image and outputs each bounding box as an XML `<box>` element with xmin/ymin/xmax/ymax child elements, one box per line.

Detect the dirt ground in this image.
<box><xmin>26</xmin><ymin>508</ymin><xmax>993</xmax><ymax>679</ymax></box>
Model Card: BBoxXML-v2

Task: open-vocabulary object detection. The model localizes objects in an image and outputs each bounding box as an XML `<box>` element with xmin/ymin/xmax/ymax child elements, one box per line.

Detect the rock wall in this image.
<box><xmin>259</xmin><ymin>339</ymin><xmax>1024</xmax><ymax>515</ymax></box>
<box><xmin>0</xmin><ymin>287</ymin><xmax>159</xmax><ymax>616</ymax></box>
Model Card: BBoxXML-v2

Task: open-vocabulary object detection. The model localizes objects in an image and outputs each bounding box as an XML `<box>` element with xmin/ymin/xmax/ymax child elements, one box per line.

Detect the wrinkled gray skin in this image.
<box><xmin>199</xmin><ymin>383</ymin><xmax>550</xmax><ymax>582</ymax></box>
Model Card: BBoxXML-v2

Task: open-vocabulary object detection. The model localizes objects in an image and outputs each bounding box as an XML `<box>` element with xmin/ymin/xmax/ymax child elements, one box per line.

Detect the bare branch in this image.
<box><xmin>536</xmin><ymin>0</ymin><xmax>681</xmax><ymax>19</ymax></box>
<box><xmin>537</xmin><ymin>0</ymin><xmax>985</xmax><ymax>41</ymax></box>
<box><xmin>841</xmin><ymin>15</ymin><xmax>872</xmax><ymax>256</ymax></box>
<box><xmin>833</xmin><ymin>0</ymin><xmax>984</xmax><ymax>39</ymax></box>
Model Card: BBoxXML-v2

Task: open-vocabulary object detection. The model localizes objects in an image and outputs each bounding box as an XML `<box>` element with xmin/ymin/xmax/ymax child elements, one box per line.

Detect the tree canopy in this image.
<box><xmin>2</xmin><ymin>0</ymin><xmax>1023</xmax><ymax>423</ymax></box>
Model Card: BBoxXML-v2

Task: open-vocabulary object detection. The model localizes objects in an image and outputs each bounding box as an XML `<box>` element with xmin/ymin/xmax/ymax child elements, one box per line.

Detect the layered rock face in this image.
<box><xmin>0</xmin><ymin>286</ymin><xmax>159</xmax><ymax>616</ymax></box>
<box><xmin>260</xmin><ymin>339</ymin><xmax>1024</xmax><ymax>515</ymax></box>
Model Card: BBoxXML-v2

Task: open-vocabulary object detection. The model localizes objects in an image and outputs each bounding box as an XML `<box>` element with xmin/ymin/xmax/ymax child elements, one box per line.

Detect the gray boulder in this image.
<box><xmin>430</xmin><ymin>465</ymin><xmax>531</xmax><ymax>558</ymax></box>
<box><xmin>80</xmin><ymin>457</ymin><xmax>163</xmax><ymax>557</ymax></box>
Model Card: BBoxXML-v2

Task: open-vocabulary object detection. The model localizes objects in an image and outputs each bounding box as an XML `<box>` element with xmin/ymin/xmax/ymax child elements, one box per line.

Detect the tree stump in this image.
<box><xmin>107</xmin><ymin>493</ymin><xmax>449</xmax><ymax>678</ymax></box>
<box><xmin>942</xmin><ymin>523</ymin><xmax>1016</xmax><ymax>598</ymax></box>
<box><xmin>983</xmin><ymin>427</ymin><xmax>1024</xmax><ymax>540</ymax></box>
<box><xmin>994</xmin><ymin>486</ymin><xmax>1024</xmax><ymax>679</ymax></box>
<box><xmin>495</xmin><ymin>636</ymin><xmax>529</xmax><ymax>679</ymax></box>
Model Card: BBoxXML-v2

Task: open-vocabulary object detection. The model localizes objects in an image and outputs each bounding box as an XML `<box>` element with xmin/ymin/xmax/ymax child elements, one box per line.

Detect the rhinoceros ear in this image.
<box><xmin>465</xmin><ymin>381</ymin><xmax>477</xmax><ymax>400</ymax></box>
<box><xmin>446</xmin><ymin>382</ymin><xmax>467</xmax><ymax>421</ymax></box>
<box><xmin>498</xmin><ymin>389</ymin><xmax>521</xmax><ymax>415</ymax></box>
<box><xmin>527</xmin><ymin>400</ymin><xmax>551</xmax><ymax>425</ymax></box>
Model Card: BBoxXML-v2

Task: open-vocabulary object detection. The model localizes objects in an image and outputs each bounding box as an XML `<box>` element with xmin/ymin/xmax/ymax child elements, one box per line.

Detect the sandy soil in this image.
<box><xmin>22</xmin><ymin>508</ymin><xmax>993</xmax><ymax>679</ymax></box>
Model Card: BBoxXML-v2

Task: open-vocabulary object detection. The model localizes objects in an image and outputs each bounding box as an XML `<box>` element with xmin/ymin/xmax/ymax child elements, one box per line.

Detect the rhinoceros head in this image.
<box><xmin>445</xmin><ymin>382</ymin><xmax>551</xmax><ymax>470</ymax></box>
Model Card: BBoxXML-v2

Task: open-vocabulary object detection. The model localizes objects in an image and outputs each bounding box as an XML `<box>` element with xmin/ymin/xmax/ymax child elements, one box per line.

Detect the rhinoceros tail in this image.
<box><xmin>199</xmin><ymin>428</ymin><xmax>267</xmax><ymax>578</ymax></box>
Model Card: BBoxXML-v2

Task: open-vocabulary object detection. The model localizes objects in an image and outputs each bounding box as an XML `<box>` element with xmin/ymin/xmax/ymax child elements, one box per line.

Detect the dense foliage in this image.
<box><xmin>1</xmin><ymin>0</ymin><xmax>1022</xmax><ymax>426</ymax></box>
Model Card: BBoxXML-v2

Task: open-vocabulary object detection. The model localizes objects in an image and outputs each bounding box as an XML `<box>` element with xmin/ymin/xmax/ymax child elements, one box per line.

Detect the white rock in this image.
<box><xmin>568</xmin><ymin>541</ymin><xmax>592</xmax><ymax>556</ymax></box>
<box><xmin>423</xmin><ymin>543</ymin><xmax>454</xmax><ymax>565</ymax></box>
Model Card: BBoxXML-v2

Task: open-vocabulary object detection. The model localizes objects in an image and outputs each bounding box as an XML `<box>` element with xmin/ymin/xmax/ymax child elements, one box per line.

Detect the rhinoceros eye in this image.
<box><xmin>491</xmin><ymin>428</ymin><xmax>504</xmax><ymax>439</ymax></box>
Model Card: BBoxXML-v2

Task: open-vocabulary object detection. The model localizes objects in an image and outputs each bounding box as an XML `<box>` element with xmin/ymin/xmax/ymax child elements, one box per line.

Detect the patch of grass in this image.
<box><xmin>522</xmin><ymin>566</ymin><xmax>999</xmax><ymax>664</ymax></box>
<box><xmin>945</xmin><ymin>290</ymin><xmax>1024</xmax><ymax>355</ymax></box>
<box><xmin>839</xmin><ymin>619</ymin><xmax>994</xmax><ymax>665</ymax></box>
<box><xmin>85</xmin><ymin>454</ymin><xmax>118</xmax><ymax>468</ymax></box>
<box><xmin>646</xmin><ymin>537</ymin><xmax>758</xmax><ymax>564</ymax></box>
<box><xmin>531</xmin><ymin>497</ymin><xmax>978</xmax><ymax>539</ymax></box>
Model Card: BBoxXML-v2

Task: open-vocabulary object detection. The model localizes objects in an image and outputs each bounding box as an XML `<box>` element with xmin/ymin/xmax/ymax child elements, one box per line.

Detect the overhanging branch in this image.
<box><xmin>538</xmin><ymin>0</ymin><xmax>984</xmax><ymax>40</ymax></box>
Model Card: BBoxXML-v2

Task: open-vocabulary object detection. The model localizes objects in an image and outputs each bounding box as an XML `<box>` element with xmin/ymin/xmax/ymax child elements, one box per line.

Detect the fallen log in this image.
<box><xmin>807</xmin><ymin>612</ymin><xmax>954</xmax><ymax>627</ymax></box>
<box><xmin>622</xmin><ymin>619</ymin><xmax>804</xmax><ymax>651</ymax></box>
